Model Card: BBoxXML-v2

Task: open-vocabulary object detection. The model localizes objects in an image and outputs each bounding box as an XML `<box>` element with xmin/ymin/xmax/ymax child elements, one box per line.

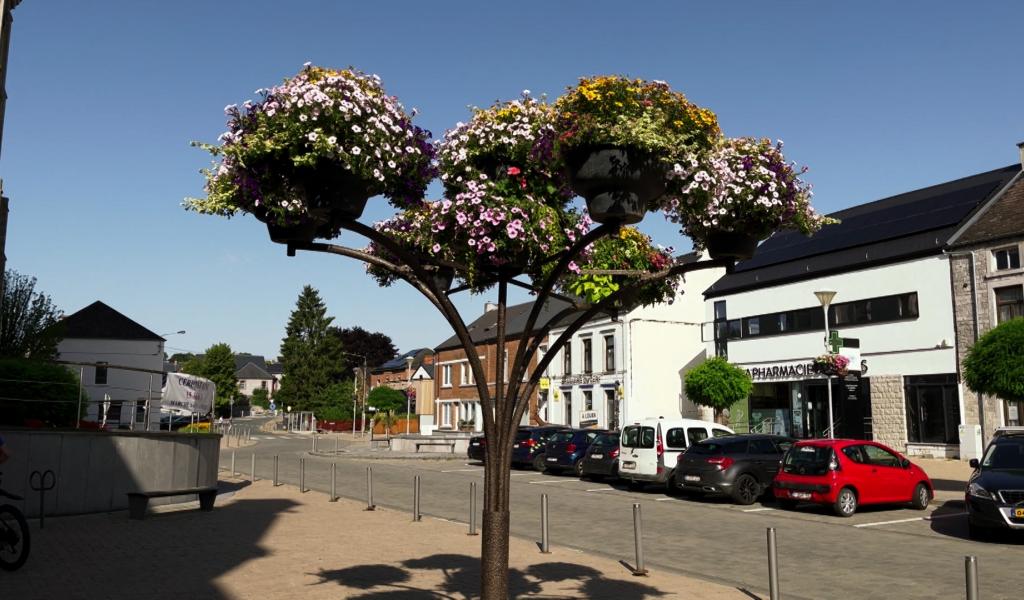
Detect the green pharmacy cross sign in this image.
<box><xmin>828</xmin><ymin>330</ymin><xmax>842</xmax><ymax>353</ymax></box>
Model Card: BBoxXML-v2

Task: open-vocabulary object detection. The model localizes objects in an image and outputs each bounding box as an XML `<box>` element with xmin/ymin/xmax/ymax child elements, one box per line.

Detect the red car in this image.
<box><xmin>773</xmin><ymin>439</ymin><xmax>933</xmax><ymax>517</ymax></box>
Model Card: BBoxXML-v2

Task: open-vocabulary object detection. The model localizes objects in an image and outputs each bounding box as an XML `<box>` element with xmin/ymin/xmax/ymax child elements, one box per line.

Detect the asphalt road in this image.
<box><xmin>219</xmin><ymin>425</ymin><xmax>1024</xmax><ymax>600</ymax></box>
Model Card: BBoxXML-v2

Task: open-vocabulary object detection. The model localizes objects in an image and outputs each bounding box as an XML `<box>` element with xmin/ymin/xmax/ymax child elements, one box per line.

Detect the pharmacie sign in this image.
<box><xmin>745</xmin><ymin>362</ymin><xmax>814</xmax><ymax>381</ymax></box>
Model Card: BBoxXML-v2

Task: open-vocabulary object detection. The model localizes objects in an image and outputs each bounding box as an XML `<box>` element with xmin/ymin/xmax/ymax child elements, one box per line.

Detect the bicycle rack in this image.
<box><xmin>29</xmin><ymin>470</ymin><xmax>56</xmax><ymax>529</ymax></box>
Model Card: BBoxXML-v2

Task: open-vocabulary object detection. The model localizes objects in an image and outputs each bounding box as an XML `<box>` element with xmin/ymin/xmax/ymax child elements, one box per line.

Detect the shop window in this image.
<box><xmin>905</xmin><ymin>375</ymin><xmax>959</xmax><ymax>445</ymax></box>
<box><xmin>995</xmin><ymin>285</ymin><xmax>1024</xmax><ymax>324</ymax></box>
<box><xmin>994</xmin><ymin>246</ymin><xmax>1021</xmax><ymax>271</ymax></box>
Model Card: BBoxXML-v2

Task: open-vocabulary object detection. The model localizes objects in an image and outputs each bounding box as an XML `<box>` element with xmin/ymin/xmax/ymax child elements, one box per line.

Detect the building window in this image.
<box><xmin>905</xmin><ymin>375</ymin><xmax>959</xmax><ymax>445</ymax></box>
<box><xmin>582</xmin><ymin>338</ymin><xmax>592</xmax><ymax>374</ymax></box>
<box><xmin>460</xmin><ymin>362</ymin><xmax>474</xmax><ymax>386</ymax></box>
<box><xmin>260</xmin><ymin>380</ymin><xmax>267</xmax><ymax>390</ymax></box>
<box><xmin>994</xmin><ymin>246</ymin><xmax>1021</xmax><ymax>271</ymax></box>
<box><xmin>95</xmin><ymin>363</ymin><xmax>108</xmax><ymax>385</ymax></box>
<box><xmin>729</xmin><ymin>292</ymin><xmax>919</xmax><ymax>340</ymax></box>
<box><xmin>564</xmin><ymin>390</ymin><xmax>573</xmax><ymax>426</ymax></box>
<box><xmin>563</xmin><ymin>344</ymin><xmax>572</xmax><ymax>375</ymax></box>
<box><xmin>995</xmin><ymin>285</ymin><xmax>1024</xmax><ymax>324</ymax></box>
<box><xmin>605</xmin><ymin>389</ymin><xmax>618</xmax><ymax>430</ymax></box>
<box><xmin>713</xmin><ymin>300</ymin><xmax>728</xmax><ymax>358</ymax></box>
<box><xmin>1007</xmin><ymin>400</ymin><xmax>1022</xmax><ymax>427</ymax></box>
<box><xmin>583</xmin><ymin>390</ymin><xmax>593</xmax><ymax>411</ymax></box>
<box><xmin>604</xmin><ymin>335</ymin><xmax>615</xmax><ymax>372</ymax></box>
<box><xmin>442</xmin><ymin>365</ymin><xmax>452</xmax><ymax>387</ymax></box>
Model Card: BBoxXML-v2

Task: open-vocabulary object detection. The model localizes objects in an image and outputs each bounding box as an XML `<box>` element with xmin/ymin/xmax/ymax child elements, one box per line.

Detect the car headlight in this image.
<box><xmin>968</xmin><ymin>482</ymin><xmax>993</xmax><ymax>500</ymax></box>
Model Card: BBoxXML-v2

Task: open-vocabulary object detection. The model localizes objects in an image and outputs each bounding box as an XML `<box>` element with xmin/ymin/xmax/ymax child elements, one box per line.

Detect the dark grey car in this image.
<box><xmin>579</xmin><ymin>431</ymin><xmax>621</xmax><ymax>480</ymax></box>
<box><xmin>670</xmin><ymin>434</ymin><xmax>795</xmax><ymax>504</ymax></box>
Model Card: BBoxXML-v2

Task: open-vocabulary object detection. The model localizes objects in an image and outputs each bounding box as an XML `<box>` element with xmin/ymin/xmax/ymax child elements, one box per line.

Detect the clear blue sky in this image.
<box><xmin>3</xmin><ymin>1</ymin><xmax>1022</xmax><ymax>360</ymax></box>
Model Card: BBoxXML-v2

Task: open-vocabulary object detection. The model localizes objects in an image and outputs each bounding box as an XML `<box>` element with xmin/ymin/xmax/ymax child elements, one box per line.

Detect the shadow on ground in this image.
<box><xmin>312</xmin><ymin>553</ymin><xmax>671</xmax><ymax>599</ymax></box>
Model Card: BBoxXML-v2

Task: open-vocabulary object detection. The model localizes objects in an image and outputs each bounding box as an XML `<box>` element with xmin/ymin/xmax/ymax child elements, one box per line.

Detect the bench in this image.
<box><xmin>416</xmin><ymin>441</ymin><xmax>456</xmax><ymax>454</ymax></box>
<box><xmin>126</xmin><ymin>486</ymin><xmax>218</xmax><ymax>520</ymax></box>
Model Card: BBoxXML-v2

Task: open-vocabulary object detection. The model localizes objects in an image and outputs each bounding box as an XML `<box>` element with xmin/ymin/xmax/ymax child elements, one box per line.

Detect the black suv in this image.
<box><xmin>670</xmin><ymin>434</ymin><xmax>795</xmax><ymax>505</ymax></box>
<box><xmin>511</xmin><ymin>426</ymin><xmax>570</xmax><ymax>470</ymax></box>
<box><xmin>966</xmin><ymin>429</ymin><xmax>1024</xmax><ymax>539</ymax></box>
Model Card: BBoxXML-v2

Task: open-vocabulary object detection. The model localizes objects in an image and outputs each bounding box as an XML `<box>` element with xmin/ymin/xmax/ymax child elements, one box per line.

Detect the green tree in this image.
<box><xmin>276</xmin><ymin>286</ymin><xmax>345</xmax><ymax>411</ymax></box>
<box><xmin>684</xmin><ymin>356</ymin><xmax>753</xmax><ymax>424</ymax></box>
<box><xmin>329</xmin><ymin>326</ymin><xmax>398</xmax><ymax>373</ymax></box>
<box><xmin>180</xmin><ymin>342</ymin><xmax>238</xmax><ymax>415</ymax></box>
<box><xmin>311</xmin><ymin>380</ymin><xmax>356</xmax><ymax>420</ymax></box>
<box><xmin>964</xmin><ymin>318</ymin><xmax>1024</xmax><ymax>402</ymax></box>
<box><xmin>367</xmin><ymin>385</ymin><xmax>407</xmax><ymax>413</ymax></box>
<box><xmin>250</xmin><ymin>387</ymin><xmax>270</xmax><ymax>409</ymax></box>
<box><xmin>0</xmin><ymin>358</ymin><xmax>84</xmax><ymax>427</ymax></box>
<box><xmin>1</xmin><ymin>269</ymin><xmax>64</xmax><ymax>359</ymax></box>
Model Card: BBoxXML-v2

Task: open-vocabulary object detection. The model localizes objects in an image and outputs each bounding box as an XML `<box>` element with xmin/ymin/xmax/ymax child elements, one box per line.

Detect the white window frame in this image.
<box><xmin>992</xmin><ymin>245</ymin><xmax>1021</xmax><ymax>271</ymax></box>
<box><xmin>442</xmin><ymin>365</ymin><xmax>452</xmax><ymax>388</ymax></box>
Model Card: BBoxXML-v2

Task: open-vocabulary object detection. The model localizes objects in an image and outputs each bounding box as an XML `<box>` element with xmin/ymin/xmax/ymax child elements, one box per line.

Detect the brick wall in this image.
<box><xmin>870</xmin><ymin>375</ymin><xmax>907</xmax><ymax>451</ymax></box>
<box><xmin>434</xmin><ymin>339</ymin><xmax>540</xmax><ymax>425</ymax></box>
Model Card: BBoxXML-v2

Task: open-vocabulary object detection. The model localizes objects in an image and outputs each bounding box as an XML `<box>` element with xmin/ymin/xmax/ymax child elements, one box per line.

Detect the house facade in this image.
<box><xmin>703</xmin><ymin>160</ymin><xmax>1022</xmax><ymax>459</ymax></box>
<box><xmin>369</xmin><ymin>348</ymin><xmax>435</xmax><ymax>419</ymax></box>
<box><xmin>947</xmin><ymin>144</ymin><xmax>1024</xmax><ymax>448</ymax></box>
<box><xmin>543</xmin><ymin>253</ymin><xmax>726</xmax><ymax>430</ymax></box>
<box><xmin>234</xmin><ymin>354</ymin><xmax>278</xmax><ymax>399</ymax></box>
<box><xmin>56</xmin><ymin>301</ymin><xmax>166</xmax><ymax>429</ymax></box>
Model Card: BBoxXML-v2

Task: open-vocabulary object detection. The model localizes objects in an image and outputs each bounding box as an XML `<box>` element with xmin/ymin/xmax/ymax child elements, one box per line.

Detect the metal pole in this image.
<box><xmin>145</xmin><ymin>373</ymin><xmax>153</xmax><ymax>432</ymax></box>
<box><xmin>413</xmin><ymin>475</ymin><xmax>421</xmax><ymax>521</ymax></box>
<box><xmin>540</xmin><ymin>493</ymin><xmax>550</xmax><ymax>553</ymax></box>
<box><xmin>76</xmin><ymin>367</ymin><xmax>84</xmax><ymax>429</ymax></box>
<box><xmin>330</xmin><ymin>463</ymin><xmax>338</xmax><ymax>502</ymax></box>
<box><xmin>299</xmin><ymin>458</ymin><xmax>306</xmax><ymax>492</ymax></box>
<box><xmin>230</xmin><ymin>451</ymin><xmax>236</xmax><ymax>476</ymax></box>
<box><xmin>468</xmin><ymin>482</ymin><xmax>478</xmax><ymax>536</ymax></box>
<box><xmin>767</xmin><ymin>527</ymin><xmax>780</xmax><ymax>600</ymax></box>
<box><xmin>273</xmin><ymin>455</ymin><xmax>279</xmax><ymax>487</ymax></box>
<box><xmin>632</xmin><ymin>503</ymin><xmax>648</xmax><ymax>576</ymax></box>
<box><xmin>312</xmin><ymin>434</ymin><xmax>317</xmax><ymax>453</ymax></box>
<box><xmin>823</xmin><ymin>304</ymin><xmax>834</xmax><ymax>439</ymax></box>
<box><xmin>250</xmin><ymin>454</ymin><xmax>256</xmax><ymax>482</ymax></box>
<box><xmin>335</xmin><ymin>434</ymin><xmax>339</xmax><ymax>454</ymax></box>
<box><xmin>365</xmin><ymin>466</ymin><xmax>375</xmax><ymax>511</ymax></box>
<box><xmin>965</xmin><ymin>556</ymin><xmax>979</xmax><ymax>600</ymax></box>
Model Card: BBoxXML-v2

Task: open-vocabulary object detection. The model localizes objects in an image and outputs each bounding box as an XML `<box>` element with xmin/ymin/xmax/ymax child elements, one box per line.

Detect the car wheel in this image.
<box><xmin>910</xmin><ymin>483</ymin><xmax>931</xmax><ymax>510</ymax></box>
<box><xmin>665</xmin><ymin>474</ymin><xmax>682</xmax><ymax>497</ymax></box>
<box><xmin>834</xmin><ymin>487</ymin><xmax>858</xmax><ymax>517</ymax></box>
<box><xmin>627</xmin><ymin>480</ymin><xmax>644</xmax><ymax>491</ymax></box>
<box><xmin>732</xmin><ymin>474</ymin><xmax>760</xmax><ymax>506</ymax></box>
<box><xmin>533</xmin><ymin>455</ymin><xmax>547</xmax><ymax>472</ymax></box>
<box><xmin>574</xmin><ymin>460</ymin><xmax>585</xmax><ymax>478</ymax></box>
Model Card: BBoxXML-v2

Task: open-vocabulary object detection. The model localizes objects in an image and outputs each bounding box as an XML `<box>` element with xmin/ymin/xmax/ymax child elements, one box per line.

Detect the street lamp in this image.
<box><xmin>351</xmin><ymin>366</ymin><xmax>360</xmax><ymax>437</ymax></box>
<box><xmin>814</xmin><ymin>289</ymin><xmax>837</xmax><ymax>438</ymax></box>
<box><xmin>160</xmin><ymin>330</ymin><xmax>187</xmax><ymax>336</ymax></box>
<box><xmin>405</xmin><ymin>355</ymin><xmax>415</xmax><ymax>435</ymax></box>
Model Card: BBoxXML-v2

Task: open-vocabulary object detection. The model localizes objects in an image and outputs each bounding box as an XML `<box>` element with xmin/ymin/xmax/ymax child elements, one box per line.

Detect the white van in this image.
<box><xmin>619</xmin><ymin>417</ymin><xmax>733</xmax><ymax>486</ymax></box>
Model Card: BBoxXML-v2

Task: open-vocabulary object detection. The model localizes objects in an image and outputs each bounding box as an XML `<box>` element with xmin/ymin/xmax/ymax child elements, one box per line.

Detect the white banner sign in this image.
<box><xmin>162</xmin><ymin>372</ymin><xmax>215</xmax><ymax>415</ymax></box>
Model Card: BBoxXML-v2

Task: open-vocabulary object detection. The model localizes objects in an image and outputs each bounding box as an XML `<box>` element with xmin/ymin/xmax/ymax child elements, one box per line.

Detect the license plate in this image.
<box><xmin>513</xmin><ymin>444</ymin><xmax>519</xmax><ymax>448</ymax></box>
<box><xmin>621</xmin><ymin>461</ymin><xmax>636</xmax><ymax>469</ymax></box>
<box><xmin>790</xmin><ymin>491</ymin><xmax>812</xmax><ymax>500</ymax></box>
<box><xmin>1015</xmin><ymin>508</ymin><xmax>1024</xmax><ymax>518</ymax></box>
<box><xmin>684</xmin><ymin>475</ymin><xmax>700</xmax><ymax>482</ymax></box>
<box><xmin>590</xmin><ymin>454</ymin><xmax>603</xmax><ymax>459</ymax></box>
<box><xmin>547</xmin><ymin>457</ymin><xmax>558</xmax><ymax>462</ymax></box>
<box><xmin>471</xmin><ymin>442</ymin><xmax>480</xmax><ymax>446</ymax></box>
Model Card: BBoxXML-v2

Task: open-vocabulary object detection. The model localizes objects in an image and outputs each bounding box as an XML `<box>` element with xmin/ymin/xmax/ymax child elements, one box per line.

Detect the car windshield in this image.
<box><xmin>981</xmin><ymin>439</ymin><xmax>1024</xmax><ymax>469</ymax></box>
<box><xmin>551</xmin><ymin>431</ymin><xmax>575</xmax><ymax>444</ymax></box>
<box><xmin>622</xmin><ymin>426</ymin><xmax>655</xmax><ymax>449</ymax></box>
<box><xmin>515</xmin><ymin>430</ymin><xmax>532</xmax><ymax>441</ymax></box>
<box><xmin>689</xmin><ymin>441</ymin><xmax>744</xmax><ymax>455</ymax></box>
<box><xmin>782</xmin><ymin>445</ymin><xmax>834</xmax><ymax>476</ymax></box>
<box><xmin>591</xmin><ymin>433</ymin><xmax>618</xmax><ymax>447</ymax></box>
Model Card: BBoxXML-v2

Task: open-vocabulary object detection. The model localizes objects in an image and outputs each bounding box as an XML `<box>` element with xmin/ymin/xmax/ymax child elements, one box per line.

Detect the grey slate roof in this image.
<box><xmin>434</xmin><ymin>298</ymin><xmax>575</xmax><ymax>351</ymax></box>
<box><xmin>235</xmin><ymin>361</ymin><xmax>275</xmax><ymax>380</ymax></box>
<box><xmin>233</xmin><ymin>354</ymin><xmax>268</xmax><ymax>372</ymax></box>
<box><xmin>60</xmin><ymin>301</ymin><xmax>164</xmax><ymax>342</ymax></box>
<box><xmin>951</xmin><ymin>175</ymin><xmax>1024</xmax><ymax>247</ymax></box>
<box><xmin>372</xmin><ymin>348</ymin><xmax>432</xmax><ymax>373</ymax></box>
<box><xmin>705</xmin><ymin>164</ymin><xmax>1022</xmax><ymax>298</ymax></box>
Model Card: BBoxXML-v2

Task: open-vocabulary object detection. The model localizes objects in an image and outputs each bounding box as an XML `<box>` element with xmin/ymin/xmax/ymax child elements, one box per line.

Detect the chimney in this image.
<box><xmin>484</xmin><ymin>302</ymin><xmax>498</xmax><ymax>313</ymax></box>
<box><xmin>1018</xmin><ymin>141</ymin><xmax>1024</xmax><ymax>169</ymax></box>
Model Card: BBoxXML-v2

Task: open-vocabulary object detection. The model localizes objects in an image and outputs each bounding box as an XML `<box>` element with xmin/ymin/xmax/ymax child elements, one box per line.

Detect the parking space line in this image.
<box><xmin>743</xmin><ymin>507</ymin><xmax>776</xmax><ymax>512</ymax></box>
<box><xmin>655</xmin><ymin>497</ymin><xmax>676</xmax><ymax>502</ymax></box>
<box><xmin>441</xmin><ymin>468</ymin><xmax>482</xmax><ymax>473</ymax></box>
<box><xmin>586</xmin><ymin>488</ymin><xmax>615</xmax><ymax>492</ymax></box>
<box><xmin>853</xmin><ymin>512</ymin><xmax>966</xmax><ymax>528</ymax></box>
<box><xmin>528</xmin><ymin>479</ymin><xmax>582</xmax><ymax>485</ymax></box>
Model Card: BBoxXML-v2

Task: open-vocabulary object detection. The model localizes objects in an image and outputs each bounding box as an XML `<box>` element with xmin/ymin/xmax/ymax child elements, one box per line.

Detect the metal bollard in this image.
<box><xmin>335</xmin><ymin>435</ymin><xmax>340</xmax><ymax>454</ymax></box>
<box><xmin>632</xmin><ymin>503</ymin><xmax>648</xmax><ymax>576</ymax></box>
<box><xmin>299</xmin><ymin>458</ymin><xmax>306</xmax><ymax>493</ymax></box>
<box><xmin>330</xmin><ymin>463</ymin><xmax>338</xmax><ymax>502</ymax></box>
<box><xmin>767</xmin><ymin>527</ymin><xmax>780</xmax><ymax>600</ymax></box>
<box><xmin>468</xmin><ymin>482</ymin><xmax>478</xmax><ymax>536</ymax></box>
<box><xmin>273</xmin><ymin>455</ymin><xmax>279</xmax><ymax>486</ymax></box>
<box><xmin>540</xmin><ymin>493</ymin><xmax>550</xmax><ymax>553</ymax></box>
<box><xmin>965</xmin><ymin>556</ymin><xmax>978</xmax><ymax>600</ymax></box>
<box><xmin>413</xmin><ymin>475</ymin><xmax>422</xmax><ymax>521</ymax></box>
<box><xmin>365</xmin><ymin>466</ymin><xmax>376</xmax><ymax>511</ymax></box>
<box><xmin>312</xmin><ymin>435</ymin><xmax>317</xmax><ymax>453</ymax></box>
<box><xmin>250</xmin><ymin>454</ymin><xmax>256</xmax><ymax>482</ymax></box>
<box><xmin>231</xmin><ymin>451</ymin><xmax>236</xmax><ymax>476</ymax></box>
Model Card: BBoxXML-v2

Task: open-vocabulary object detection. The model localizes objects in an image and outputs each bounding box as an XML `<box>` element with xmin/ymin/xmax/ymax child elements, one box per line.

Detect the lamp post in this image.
<box><xmin>405</xmin><ymin>355</ymin><xmax>414</xmax><ymax>435</ymax></box>
<box><xmin>351</xmin><ymin>367</ymin><xmax>359</xmax><ymax>437</ymax></box>
<box><xmin>814</xmin><ymin>289</ymin><xmax>837</xmax><ymax>439</ymax></box>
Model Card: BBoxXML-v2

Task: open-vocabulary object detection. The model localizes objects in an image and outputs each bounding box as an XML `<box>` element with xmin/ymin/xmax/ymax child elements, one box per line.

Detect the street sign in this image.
<box><xmin>828</xmin><ymin>330</ymin><xmax>842</xmax><ymax>353</ymax></box>
<box><xmin>269</xmin><ymin>401</ymin><xmax>276</xmax><ymax>411</ymax></box>
<box><xmin>539</xmin><ymin>377</ymin><xmax>550</xmax><ymax>391</ymax></box>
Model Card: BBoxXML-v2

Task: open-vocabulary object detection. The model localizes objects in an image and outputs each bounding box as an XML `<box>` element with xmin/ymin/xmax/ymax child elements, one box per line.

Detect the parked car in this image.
<box><xmin>579</xmin><ymin>431</ymin><xmax>621</xmax><ymax>480</ymax></box>
<box><xmin>966</xmin><ymin>427</ymin><xmax>1024</xmax><ymax>539</ymax></box>
<box><xmin>541</xmin><ymin>429</ymin><xmax>609</xmax><ymax>476</ymax></box>
<box><xmin>773</xmin><ymin>439</ymin><xmax>933</xmax><ymax>517</ymax></box>
<box><xmin>670</xmin><ymin>434</ymin><xmax>795</xmax><ymax>504</ymax></box>
<box><xmin>467</xmin><ymin>434</ymin><xmax>486</xmax><ymax>462</ymax></box>
<box><xmin>619</xmin><ymin>418</ymin><xmax>733</xmax><ymax>488</ymax></box>
<box><xmin>512</xmin><ymin>426</ymin><xmax>571</xmax><ymax>470</ymax></box>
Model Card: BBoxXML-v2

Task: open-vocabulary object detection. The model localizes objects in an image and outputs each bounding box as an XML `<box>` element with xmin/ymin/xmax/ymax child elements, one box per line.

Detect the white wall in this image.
<box><xmin>57</xmin><ymin>338</ymin><xmax>164</xmax><ymax>428</ymax></box>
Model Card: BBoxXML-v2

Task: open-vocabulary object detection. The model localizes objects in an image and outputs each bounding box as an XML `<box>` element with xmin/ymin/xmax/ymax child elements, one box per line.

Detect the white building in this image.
<box><xmin>543</xmin><ymin>253</ymin><xmax>726</xmax><ymax>429</ymax></box>
<box><xmin>57</xmin><ymin>301</ymin><xmax>166</xmax><ymax>429</ymax></box>
<box><xmin>703</xmin><ymin>162</ymin><xmax>1022</xmax><ymax>459</ymax></box>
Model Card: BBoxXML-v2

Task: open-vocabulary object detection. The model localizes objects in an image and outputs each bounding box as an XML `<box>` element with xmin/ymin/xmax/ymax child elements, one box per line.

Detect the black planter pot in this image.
<box><xmin>705</xmin><ymin>230</ymin><xmax>764</xmax><ymax>261</ymax></box>
<box><xmin>296</xmin><ymin>167</ymin><xmax>374</xmax><ymax>223</ymax></box>
<box><xmin>430</xmin><ymin>267</ymin><xmax>456</xmax><ymax>292</ymax></box>
<box><xmin>265</xmin><ymin>220</ymin><xmax>319</xmax><ymax>245</ymax></box>
<box><xmin>563</xmin><ymin>145</ymin><xmax>665</xmax><ymax>225</ymax></box>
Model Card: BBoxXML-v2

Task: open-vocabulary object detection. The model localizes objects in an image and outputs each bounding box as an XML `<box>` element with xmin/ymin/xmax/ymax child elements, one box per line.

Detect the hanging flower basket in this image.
<box><xmin>704</xmin><ymin>229</ymin><xmax>765</xmax><ymax>261</ymax></box>
<box><xmin>563</xmin><ymin>145</ymin><xmax>664</xmax><ymax>225</ymax></box>
<box><xmin>294</xmin><ymin>163</ymin><xmax>375</xmax><ymax>223</ymax></box>
<box><xmin>811</xmin><ymin>353</ymin><xmax>850</xmax><ymax>378</ymax></box>
<box><xmin>430</xmin><ymin>266</ymin><xmax>456</xmax><ymax>292</ymax></box>
<box><xmin>265</xmin><ymin>220</ymin><xmax>319</xmax><ymax>245</ymax></box>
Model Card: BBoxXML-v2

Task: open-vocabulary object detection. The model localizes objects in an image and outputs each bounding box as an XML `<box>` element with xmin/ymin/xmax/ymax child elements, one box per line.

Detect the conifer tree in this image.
<box><xmin>276</xmin><ymin>285</ymin><xmax>344</xmax><ymax>411</ymax></box>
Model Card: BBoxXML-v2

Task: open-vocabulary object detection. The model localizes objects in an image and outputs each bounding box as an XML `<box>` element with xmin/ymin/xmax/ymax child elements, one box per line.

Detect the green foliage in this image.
<box><xmin>1</xmin><ymin>270</ymin><xmax>64</xmax><ymax>360</ymax></box>
<box><xmin>180</xmin><ymin>342</ymin><xmax>238</xmax><ymax>412</ymax></box>
<box><xmin>567</xmin><ymin>226</ymin><xmax>678</xmax><ymax>307</ymax></box>
<box><xmin>276</xmin><ymin>286</ymin><xmax>345</xmax><ymax>411</ymax></box>
<box><xmin>249</xmin><ymin>387</ymin><xmax>270</xmax><ymax>409</ymax></box>
<box><xmin>0</xmin><ymin>358</ymin><xmax>85</xmax><ymax>427</ymax></box>
<box><xmin>964</xmin><ymin>318</ymin><xmax>1024</xmax><ymax>401</ymax></box>
<box><xmin>684</xmin><ymin>357</ymin><xmax>753</xmax><ymax>415</ymax></box>
<box><xmin>367</xmin><ymin>385</ymin><xmax>408</xmax><ymax>413</ymax></box>
<box><xmin>310</xmin><ymin>381</ymin><xmax>356</xmax><ymax>420</ymax></box>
